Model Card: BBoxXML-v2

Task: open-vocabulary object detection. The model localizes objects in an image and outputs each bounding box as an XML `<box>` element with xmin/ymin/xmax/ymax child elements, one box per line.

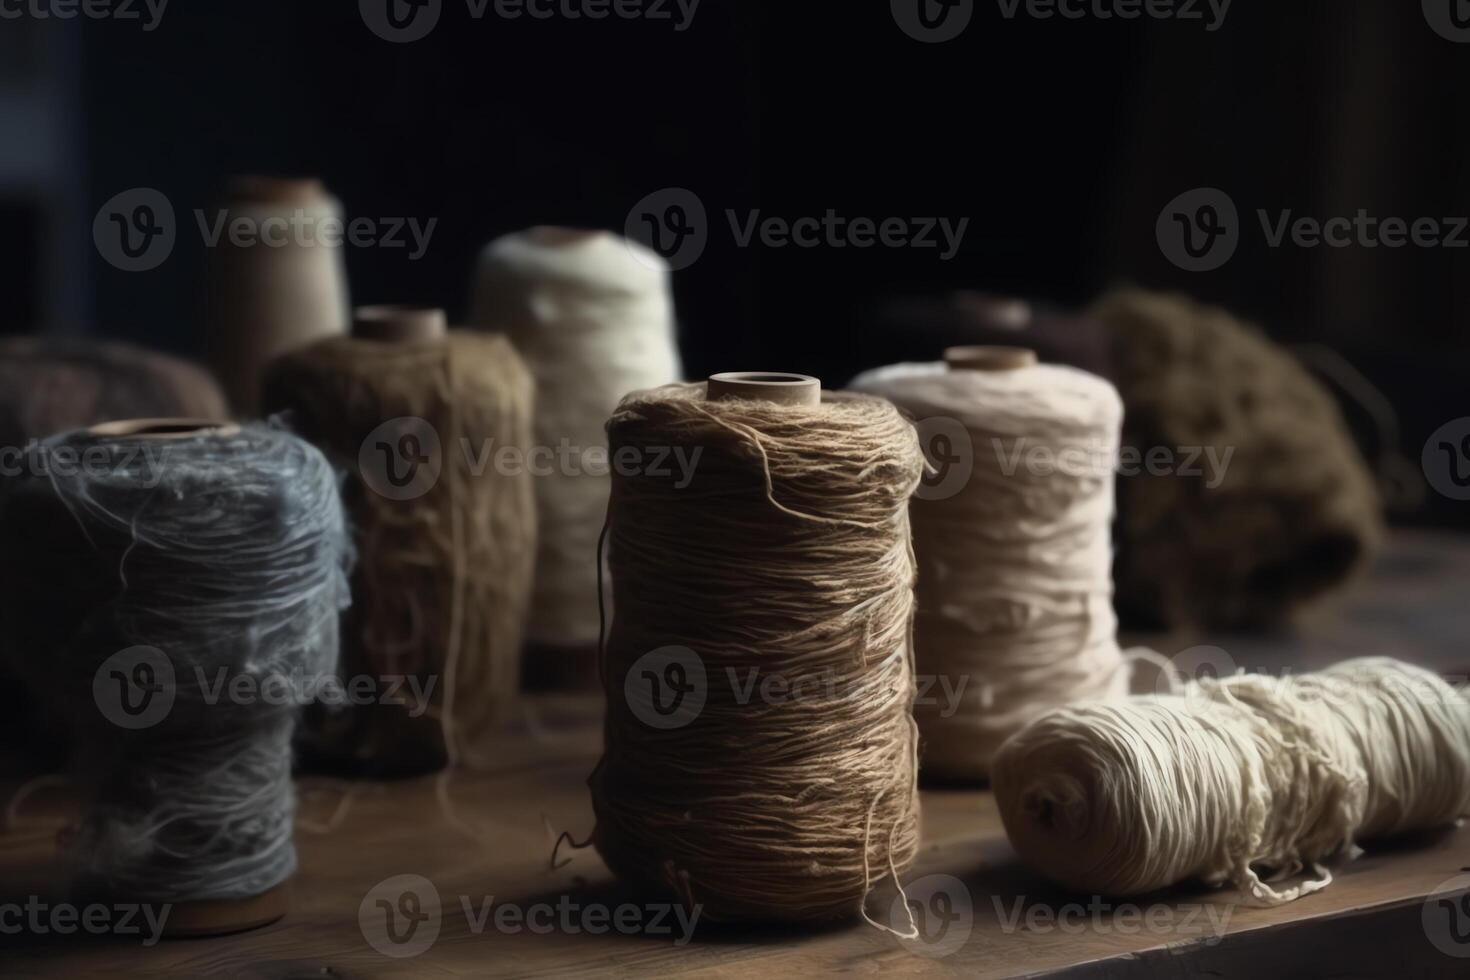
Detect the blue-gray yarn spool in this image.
<box><xmin>1</xmin><ymin>421</ymin><xmax>350</xmax><ymax>904</ymax></box>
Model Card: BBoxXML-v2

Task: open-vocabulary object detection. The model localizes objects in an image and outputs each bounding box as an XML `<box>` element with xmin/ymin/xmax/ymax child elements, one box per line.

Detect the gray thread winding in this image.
<box><xmin>7</xmin><ymin>424</ymin><xmax>349</xmax><ymax>903</ymax></box>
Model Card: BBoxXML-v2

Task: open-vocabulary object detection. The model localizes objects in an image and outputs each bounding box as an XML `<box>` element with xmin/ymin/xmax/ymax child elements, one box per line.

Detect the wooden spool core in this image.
<box><xmin>225</xmin><ymin>175</ymin><xmax>327</xmax><ymax>206</ymax></box>
<box><xmin>944</xmin><ymin>346</ymin><xmax>1038</xmax><ymax>372</ymax></box>
<box><xmin>707</xmin><ymin>372</ymin><xmax>821</xmax><ymax>406</ymax></box>
<box><xmin>354</xmin><ymin>305</ymin><xmax>448</xmax><ymax>343</ymax></box>
<box><xmin>161</xmin><ymin>882</ymin><xmax>292</xmax><ymax>938</ymax></box>
<box><xmin>526</xmin><ymin>226</ymin><xmax>604</xmax><ymax>248</ymax></box>
<box><xmin>89</xmin><ymin>418</ymin><xmax>242</xmax><ymax>439</ymax></box>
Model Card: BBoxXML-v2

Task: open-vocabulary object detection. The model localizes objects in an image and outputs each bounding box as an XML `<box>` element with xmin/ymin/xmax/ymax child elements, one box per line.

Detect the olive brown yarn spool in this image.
<box><xmin>0</xmin><ymin>337</ymin><xmax>228</xmax><ymax>448</ymax></box>
<box><xmin>849</xmin><ymin>348</ymin><xmax>1130</xmax><ymax>781</ymax></box>
<box><xmin>0</xmin><ymin>338</ymin><xmax>228</xmax><ymax>769</ymax></box>
<box><xmin>0</xmin><ymin>420</ymin><xmax>349</xmax><ymax>936</ymax></box>
<box><xmin>262</xmin><ymin>306</ymin><xmax>536</xmax><ymax>776</ymax></box>
<box><xmin>1091</xmin><ymin>288</ymin><xmax>1381</xmax><ymax>630</ymax></box>
<box><xmin>470</xmin><ymin>227</ymin><xmax>682</xmax><ymax>686</ymax></box>
<box><xmin>992</xmin><ymin>657</ymin><xmax>1470</xmax><ymax>906</ymax></box>
<box><xmin>586</xmin><ymin>373</ymin><xmax>924</xmax><ymax>924</ymax></box>
<box><xmin>206</xmin><ymin>176</ymin><xmax>350</xmax><ymax>414</ymax></box>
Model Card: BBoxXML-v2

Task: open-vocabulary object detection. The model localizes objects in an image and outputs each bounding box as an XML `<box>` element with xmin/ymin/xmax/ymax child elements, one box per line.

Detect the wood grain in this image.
<box><xmin>2</xmin><ymin>530</ymin><xmax>1469</xmax><ymax>977</ymax></box>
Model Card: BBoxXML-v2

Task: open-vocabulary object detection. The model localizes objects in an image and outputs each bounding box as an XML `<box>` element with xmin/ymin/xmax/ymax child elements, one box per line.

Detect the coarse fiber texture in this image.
<box><xmin>0</xmin><ymin>337</ymin><xmax>228</xmax><ymax>447</ymax></box>
<box><xmin>471</xmin><ymin>227</ymin><xmax>682</xmax><ymax>656</ymax></box>
<box><xmin>1092</xmin><ymin>289</ymin><xmax>1381</xmax><ymax>630</ymax></box>
<box><xmin>263</xmin><ymin>332</ymin><xmax>535</xmax><ymax>775</ymax></box>
<box><xmin>850</xmin><ymin>361</ymin><xmax>1129</xmax><ymax>781</ymax></box>
<box><xmin>992</xmin><ymin>657</ymin><xmax>1470</xmax><ymax>905</ymax></box>
<box><xmin>0</xmin><ymin>424</ymin><xmax>349</xmax><ymax>902</ymax></box>
<box><xmin>590</xmin><ymin>382</ymin><xmax>924</xmax><ymax>923</ymax></box>
<box><xmin>206</xmin><ymin>177</ymin><xmax>350</xmax><ymax>414</ymax></box>
<box><xmin>0</xmin><ymin>337</ymin><xmax>229</xmax><ymax>765</ymax></box>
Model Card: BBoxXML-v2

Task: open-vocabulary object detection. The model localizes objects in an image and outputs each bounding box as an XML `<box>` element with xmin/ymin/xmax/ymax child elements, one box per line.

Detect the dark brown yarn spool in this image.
<box><xmin>261</xmin><ymin>307</ymin><xmax>536</xmax><ymax>777</ymax></box>
<box><xmin>0</xmin><ymin>338</ymin><xmax>227</xmax><ymax>773</ymax></box>
<box><xmin>0</xmin><ymin>337</ymin><xmax>228</xmax><ymax>447</ymax></box>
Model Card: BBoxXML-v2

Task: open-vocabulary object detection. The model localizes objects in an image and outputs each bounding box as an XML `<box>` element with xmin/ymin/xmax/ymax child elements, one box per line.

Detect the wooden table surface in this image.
<box><xmin>3</xmin><ymin>530</ymin><xmax>1470</xmax><ymax>978</ymax></box>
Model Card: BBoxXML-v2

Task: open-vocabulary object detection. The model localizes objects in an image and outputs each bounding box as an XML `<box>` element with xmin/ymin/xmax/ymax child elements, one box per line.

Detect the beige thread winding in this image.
<box><xmin>992</xmin><ymin>657</ymin><xmax>1470</xmax><ymax>904</ymax></box>
<box><xmin>850</xmin><ymin>359</ymin><xmax>1130</xmax><ymax>780</ymax></box>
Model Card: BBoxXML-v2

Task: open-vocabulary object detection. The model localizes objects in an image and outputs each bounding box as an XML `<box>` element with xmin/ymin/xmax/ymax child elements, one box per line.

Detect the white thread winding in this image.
<box><xmin>471</xmin><ymin>227</ymin><xmax>682</xmax><ymax>651</ymax></box>
<box><xmin>849</xmin><ymin>360</ymin><xmax>1129</xmax><ymax>780</ymax></box>
<box><xmin>992</xmin><ymin>657</ymin><xmax>1470</xmax><ymax>905</ymax></box>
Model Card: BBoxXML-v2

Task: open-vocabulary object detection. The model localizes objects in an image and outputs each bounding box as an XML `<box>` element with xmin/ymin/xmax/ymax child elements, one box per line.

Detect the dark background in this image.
<box><xmin>2</xmin><ymin>0</ymin><xmax>1466</xmax><ymax>519</ymax></box>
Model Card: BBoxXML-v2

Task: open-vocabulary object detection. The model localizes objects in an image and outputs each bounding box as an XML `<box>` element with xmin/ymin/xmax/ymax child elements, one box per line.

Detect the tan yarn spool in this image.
<box><xmin>587</xmin><ymin>374</ymin><xmax>923</xmax><ymax>923</ymax></box>
<box><xmin>992</xmin><ymin>657</ymin><xmax>1470</xmax><ymax>905</ymax></box>
<box><xmin>261</xmin><ymin>307</ymin><xmax>535</xmax><ymax>775</ymax></box>
<box><xmin>206</xmin><ymin>176</ymin><xmax>350</xmax><ymax>414</ymax></box>
<box><xmin>849</xmin><ymin>348</ymin><xmax>1129</xmax><ymax>781</ymax></box>
<box><xmin>470</xmin><ymin>227</ymin><xmax>682</xmax><ymax>685</ymax></box>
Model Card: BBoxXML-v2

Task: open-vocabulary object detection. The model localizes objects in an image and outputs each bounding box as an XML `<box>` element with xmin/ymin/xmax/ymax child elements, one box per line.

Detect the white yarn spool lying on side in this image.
<box><xmin>992</xmin><ymin>657</ymin><xmax>1470</xmax><ymax>905</ymax></box>
<box><xmin>471</xmin><ymin>228</ymin><xmax>682</xmax><ymax>653</ymax></box>
<box><xmin>850</xmin><ymin>352</ymin><xmax>1129</xmax><ymax>780</ymax></box>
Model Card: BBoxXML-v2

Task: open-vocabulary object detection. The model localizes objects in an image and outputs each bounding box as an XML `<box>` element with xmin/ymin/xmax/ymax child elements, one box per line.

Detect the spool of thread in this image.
<box><xmin>205</xmin><ymin>176</ymin><xmax>350</xmax><ymax>414</ymax></box>
<box><xmin>587</xmin><ymin>373</ymin><xmax>924</xmax><ymax>923</ymax></box>
<box><xmin>992</xmin><ymin>657</ymin><xmax>1470</xmax><ymax>905</ymax></box>
<box><xmin>470</xmin><ymin>227</ymin><xmax>682</xmax><ymax>684</ymax></box>
<box><xmin>0</xmin><ymin>338</ymin><xmax>228</xmax><ymax>770</ymax></box>
<box><xmin>849</xmin><ymin>348</ymin><xmax>1129</xmax><ymax>781</ymax></box>
<box><xmin>0</xmin><ymin>337</ymin><xmax>228</xmax><ymax>447</ymax></box>
<box><xmin>262</xmin><ymin>306</ymin><xmax>536</xmax><ymax>776</ymax></box>
<box><xmin>0</xmin><ymin>420</ymin><xmax>349</xmax><ymax>935</ymax></box>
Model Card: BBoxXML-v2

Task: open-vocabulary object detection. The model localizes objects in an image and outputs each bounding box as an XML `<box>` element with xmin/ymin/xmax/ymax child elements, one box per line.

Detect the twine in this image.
<box><xmin>850</xmin><ymin>360</ymin><xmax>1130</xmax><ymax>780</ymax></box>
<box><xmin>992</xmin><ymin>657</ymin><xmax>1470</xmax><ymax>905</ymax></box>
<box><xmin>0</xmin><ymin>424</ymin><xmax>348</xmax><ymax>902</ymax></box>
<box><xmin>263</xmin><ymin>330</ymin><xmax>536</xmax><ymax>775</ymax></box>
<box><xmin>470</xmin><ymin>227</ymin><xmax>682</xmax><ymax>654</ymax></box>
<box><xmin>586</xmin><ymin>382</ymin><xmax>925</xmax><ymax>924</ymax></box>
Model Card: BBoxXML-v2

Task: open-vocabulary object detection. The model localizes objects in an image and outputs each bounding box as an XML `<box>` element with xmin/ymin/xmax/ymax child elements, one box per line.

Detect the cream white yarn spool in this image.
<box><xmin>849</xmin><ymin>348</ymin><xmax>1129</xmax><ymax>780</ymax></box>
<box><xmin>992</xmin><ymin>657</ymin><xmax>1470</xmax><ymax>905</ymax></box>
<box><xmin>470</xmin><ymin>227</ymin><xmax>682</xmax><ymax>659</ymax></box>
<box><xmin>205</xmin><ymin>176</ymin><xmax>350</xmax><ymax>414</ymax></box>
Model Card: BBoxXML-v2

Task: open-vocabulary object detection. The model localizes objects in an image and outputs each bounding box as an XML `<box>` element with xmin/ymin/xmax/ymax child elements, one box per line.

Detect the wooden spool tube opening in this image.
<box><xmin>707</xmin><ymin>372</ymin><xmax>822</xmax><ymax>406</ymax></box>
<box><xmin>944</xmin><ymin>345</ymin><xmax>1038</xmax><ymax>372</ymax></box>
